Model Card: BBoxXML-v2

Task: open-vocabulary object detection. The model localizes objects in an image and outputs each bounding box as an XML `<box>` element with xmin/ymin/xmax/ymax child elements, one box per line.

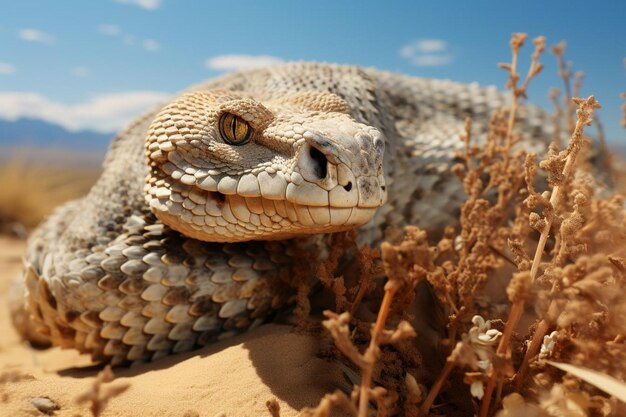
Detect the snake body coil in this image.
<box><xmin>10</xmin><ymin>63</ymin><xmax>549</xmax><ymax>365</ymax></box>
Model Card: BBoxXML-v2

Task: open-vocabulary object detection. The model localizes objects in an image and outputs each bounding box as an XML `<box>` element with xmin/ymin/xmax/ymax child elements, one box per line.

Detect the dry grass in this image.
<box><xmin>300</xmin><ymin>230</ymin><xmax>423</xmax><ymax>417</ymax></box>
<box><xmin>300</xmin><ymin>33</ymin><xmax>626</xmax><ymax>417</ymax></box>
<box><xmin>0</xmin><ymin>158</ymin><xmax>99</xmax><ymax>235</ymax></box>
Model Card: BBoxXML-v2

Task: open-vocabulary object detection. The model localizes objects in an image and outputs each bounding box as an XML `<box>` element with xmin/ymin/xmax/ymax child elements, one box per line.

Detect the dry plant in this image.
<box><xmin>315</xmin><ymin>231</ymin><xmax>358</xmax><ymax>313</ymax></box>
<box><xmin>478</xmin><ymin>93</ymin><xmax>602</xmax><ymax>416</ymax></box>
<box><xmin>301</xmin><ymin>231</ymin><xmax>423</xmax><ymax>417</ymax></box>
<box><xmin>548</xmin><ymin>88</ymin><xmax>564</xmax><ymax>149</ymax></box>
<box><xmin>417</xmin><ymin>33</ymin><xmax>547</xmax><ymax>416</ymax></box>
<box><xmin>0</xmin><ymin>159</ymin><xmax>99</xmax><ymax>235</ymax></box>
<box><xmin>266</xmin><ymin>397</ymin><xmax>282</xmax><ymax>417</ymax></box>
<box><xmin>432</xmin><ymin>35</ymin><xmax>622</xmax><ymax>417</ymax></box>
<box><xmin>551</xmin><ymin>41</ymin><xmax>576</xmax><ymax>134</ymax></box>
<box><xmin>74</xmin><ymin>365</ymin><xmax>130</xmax><ymax>417</ymax></box>
<box><xmin>509</xmin><ymin>95</ymin><xmax>601</xmax><ymax>385</ymax></box>
<box><xmin>313</xmin><ymin>231</ymin><xmax>383</xmax><ymax>318</ymax></box>
<box><xmin>550</xmin><ymin>43</ymin><xmax>616</xmax><ymax>183</ymax></box>
<box><xmin>304</xmin><ymin>32</ymin><xmax>625</xmax><ymax>417</ymax></box>
<box><xmin>290</xmin><ymin>230</ymin><xmax>382</xmax><ymax>336</ymax></box>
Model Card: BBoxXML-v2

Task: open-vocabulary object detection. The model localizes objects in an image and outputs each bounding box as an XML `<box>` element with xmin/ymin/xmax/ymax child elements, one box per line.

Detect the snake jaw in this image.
<box><xmin>144</xmin><ymin>91</ymin><xmax>387</xmax><ymax>243</ymax></box>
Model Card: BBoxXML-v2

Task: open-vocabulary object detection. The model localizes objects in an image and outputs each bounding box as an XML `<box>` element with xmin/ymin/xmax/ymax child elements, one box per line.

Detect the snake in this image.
<box><xmin>9</xmin><ymin>63</ymin><xmax>550</xmax><ymax>365</ymax></box>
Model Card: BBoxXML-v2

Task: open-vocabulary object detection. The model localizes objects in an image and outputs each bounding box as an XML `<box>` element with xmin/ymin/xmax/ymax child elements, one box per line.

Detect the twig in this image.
<box><xmin>300</xmin><ymin>390</ymin><xmax>358</xmax><ymax>417</ymax></box>
<box><xmin>529</xmin><ymin>96</ymin><xmax>600</xmax><ymax>280</ymax></box>
<box><xmin>479</xmin><ymin>96</ymin><xmax>601</xmax><ymax>417</ymax></box>
<box><xmin>419</xmin><ymin>360</ymin><xmax>455</xmax><ymax>417</ymax></box>
<box><xmin>349</xmin><ymin>245</ymin><xmax>381</xmax><ymax>316</ymax></box>
<box><xmin>595</xmin><ymin>114</ymin><xmax>615</xmax><ymax>185</ymax></box>
<box><xmin>75</xmin><ymin>365</ymin><xmax>130</xmax><ymax>417</ymax></box>
<box><xmin>513</xmin><ymin>99</ymin><xmax>601</xmax><ymax>388</ymax></box>
<box><xmin>266</xmin><ymin>398</ymin><xmax>281</xmax><ymax>417</ymax></box>
<box><xmin>473</xmin><ymin>34</ymin><xmax>545</xmax><ymax>416</ymax></box>
<box><xmin>315</xmin><ymin>234</ymin><xmax>420</xmax><ymax>417</ymax></box>
<box><xmin>419</xmin><ymin>338</ymin><xmax>480</xmax><ymax>417</ymax></box>
<box><xmin>551</xmin><ymin>41</ymin><xmax>575</xmax><ymax>133</ymax></box>
<box><xmin>358</xmin><ymin>284</ymin><xmax>397</xmax><ymax>417</ymax></box>
<box><xmin>498</xmin><ymin>34</ymin><xmax>545</xmax><ymax>170</ymax></box>
<box><xmin>549</xmin><ymin>88</ymin><xmax>563</xmax><ymax>148</ymax></box>
<box><xmin>514</xmin><ymin>319</ymin><xmax>550</xmax><ymax>389</ymax></box>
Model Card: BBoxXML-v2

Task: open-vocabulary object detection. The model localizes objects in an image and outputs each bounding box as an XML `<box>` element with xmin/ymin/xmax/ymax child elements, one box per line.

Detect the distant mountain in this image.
<box><xmin>0</xmin><ymin>117</ymin><xmax>112</xmax><ymax>151</ymax></box>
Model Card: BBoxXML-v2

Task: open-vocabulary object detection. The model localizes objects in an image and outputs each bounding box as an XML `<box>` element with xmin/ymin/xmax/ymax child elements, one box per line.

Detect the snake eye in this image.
<box><xmin>219</xmin><ymin>112</ymin><xmax>252</xmax><ymax>145</ymax></box>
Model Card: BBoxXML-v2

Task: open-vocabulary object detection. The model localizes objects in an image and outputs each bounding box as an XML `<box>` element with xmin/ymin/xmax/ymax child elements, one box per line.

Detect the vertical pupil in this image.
<box><xmin>221</xmin><ymin>113</ymin><xmax>250</xmax><ymax>144</ymax></box>
<box><xmin>231</xmin><ymin>116</ymin><xmax>238</xmax><ymax>141</ymax></box>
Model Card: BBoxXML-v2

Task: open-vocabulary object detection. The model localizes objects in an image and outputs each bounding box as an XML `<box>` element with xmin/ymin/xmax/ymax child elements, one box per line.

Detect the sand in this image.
<box><xmin>0</xmin><ymin>236</ymin><xmax>342</xmax><ymax>416</ymax></box>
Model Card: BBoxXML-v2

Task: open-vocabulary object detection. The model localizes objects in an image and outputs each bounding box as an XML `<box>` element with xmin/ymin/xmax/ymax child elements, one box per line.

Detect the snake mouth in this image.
<box><xmin>148</xmin><ymin>180</ymin><xmax>381</xmax><ymax>243</ymax></box>
<box><xmin>145</xmin><ymin>127</ymin><xmax>387</xmax><ymax>242</ymax></box>
<box><xmin>146</xmin><ymin>156</ymin><xmax>385</xmax><ymax>242</ymax></box>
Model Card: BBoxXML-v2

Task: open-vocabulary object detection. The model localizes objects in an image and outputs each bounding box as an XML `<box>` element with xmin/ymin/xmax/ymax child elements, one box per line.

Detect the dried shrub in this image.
<box><xmin>0</xmin><ymin>159</ymin><xmax>98</xmax><ymax>235</ymax></box>
<box><xmin>305</xmin><ymin>32</ymin><xmax>625</xmax><ymax>417</ymax></box>
<box><xmin>302</xmin><ymin>233</ymin><xmax>421</xmax><ymax>417</ymax></box>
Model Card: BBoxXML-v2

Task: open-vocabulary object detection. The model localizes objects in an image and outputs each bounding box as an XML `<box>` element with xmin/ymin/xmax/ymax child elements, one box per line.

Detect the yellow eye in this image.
<box><xmin>219</xmin><ymin>112</ymin><xmax>252</xmax><ymax>145</ymax></box>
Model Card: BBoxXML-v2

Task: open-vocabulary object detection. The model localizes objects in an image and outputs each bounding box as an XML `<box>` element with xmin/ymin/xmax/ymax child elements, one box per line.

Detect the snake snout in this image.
<box><xmin>296</xmin><ymin>126</ymin><xmax>386</xmax><ymax>212</ymax></box>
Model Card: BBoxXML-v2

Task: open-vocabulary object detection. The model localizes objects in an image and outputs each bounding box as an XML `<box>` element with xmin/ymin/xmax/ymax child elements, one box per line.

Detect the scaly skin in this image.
<box><xmin>9</xmin><ymin>63</ymin><xmax>550</xmax><ymax>365</ymax></box>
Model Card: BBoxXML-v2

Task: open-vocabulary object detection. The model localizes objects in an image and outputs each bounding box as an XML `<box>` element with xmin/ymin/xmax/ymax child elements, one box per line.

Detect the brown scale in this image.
<box><xmin>119</xmin><ymin>277</ymin><xmax>148</xmax><ymax>295</ymax></box>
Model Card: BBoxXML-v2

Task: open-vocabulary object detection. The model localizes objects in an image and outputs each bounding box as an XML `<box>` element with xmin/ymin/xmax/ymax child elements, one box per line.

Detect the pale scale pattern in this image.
<box><xmin>10</xmin><ymin>63</ymin><xmax>551</xmax><ymax>365</ymax></box>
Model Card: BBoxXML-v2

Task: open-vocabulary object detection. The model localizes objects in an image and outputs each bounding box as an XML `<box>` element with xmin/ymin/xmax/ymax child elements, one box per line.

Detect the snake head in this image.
<box><xmin>144</xmin><ymin>90</ymin><xmax>386</xmax><ymax>242</ymax></box>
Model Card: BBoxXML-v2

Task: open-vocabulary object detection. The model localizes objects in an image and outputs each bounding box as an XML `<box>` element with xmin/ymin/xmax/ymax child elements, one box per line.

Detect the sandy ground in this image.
<box><xmin>0</xmin><ymin>236</ymin><xmax>342</xmax><ymax>417</ymax></box>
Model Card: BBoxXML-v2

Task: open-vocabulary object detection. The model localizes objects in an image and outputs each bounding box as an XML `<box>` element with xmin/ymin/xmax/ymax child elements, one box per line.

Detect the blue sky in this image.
<box><xmin>0</xmin><ymin>0</ymin><xmax>624</xmax><ymax>143</ymax></box>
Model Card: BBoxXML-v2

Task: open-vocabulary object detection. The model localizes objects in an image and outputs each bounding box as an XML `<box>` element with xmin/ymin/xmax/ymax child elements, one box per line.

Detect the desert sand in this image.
<box><xmin>0</xmin><ymin>236</ymin><xmax>342</xmax><ymax>417</ymax></box>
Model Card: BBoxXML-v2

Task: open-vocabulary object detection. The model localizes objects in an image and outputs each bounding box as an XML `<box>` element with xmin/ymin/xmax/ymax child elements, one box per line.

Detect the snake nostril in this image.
<box><xmin>343</xmin><ymin>181</ymin><xmax>353</xmax><ymax>192</ymax></box>
<box><xmin>309</xmin><ymin>146</ymin><xmax>328</xmax><ymax>180</ymax></box>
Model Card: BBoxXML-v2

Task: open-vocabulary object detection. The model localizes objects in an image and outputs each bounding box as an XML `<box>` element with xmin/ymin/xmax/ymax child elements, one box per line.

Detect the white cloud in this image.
<box><xmin>400</xmin><ymin>39</ymin><xmax>453</xmax><ymax>67</ymax></box>
<box><xmin>71</xmin><ymin>66</ymin><xmax>89</xmax><ymax>77</ymax></box>
<box><xmin>114</xmin><ymin>0</ymin><xmax>161</xmax><ymax>10</ymax></box>
<box><xmin>0</xmin><ymin>91</ymin><xmax>170</xmax><ymax>133</ymax></box>
<box><xmin>0</xmin><ymin>62</ymin><xmax>16</xmax><ymax>75</ymax></box>
<box><xmin>400</xmin><ymin>39</ymin><xmax>447</xmax><ymax>56</ymax></box>
<box><xmin>97</xmin><ymin>25</ymin><xmax>160</xmax><ymax>53</ymax></box>
<box><xmin>408</xmin><ymin>54</ymin><xmax>453</xmax><ymax>67</ymax></box>
<box><xmin>97</xmin><ymin>24</ymin><xmax>121</xmax><ymax>36</ymax></box>
<box><xmin>18</xmin><ymin>28</ymin><xmax>55</xmax><ymax>44</ymax></box>
<box><xmin>143</xmin><ymin>39</ymin><xmax>160</xmax><ymax>52</ymax></box>
<box><xmin>123</xmin><ymin>34</ymin><xmax>137</xmax><ymax>46</ymax></box>
<box><xmin>205</xmin><ymin>54</ymin><xmax>284</xmax><ymax>72</ymax></box>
